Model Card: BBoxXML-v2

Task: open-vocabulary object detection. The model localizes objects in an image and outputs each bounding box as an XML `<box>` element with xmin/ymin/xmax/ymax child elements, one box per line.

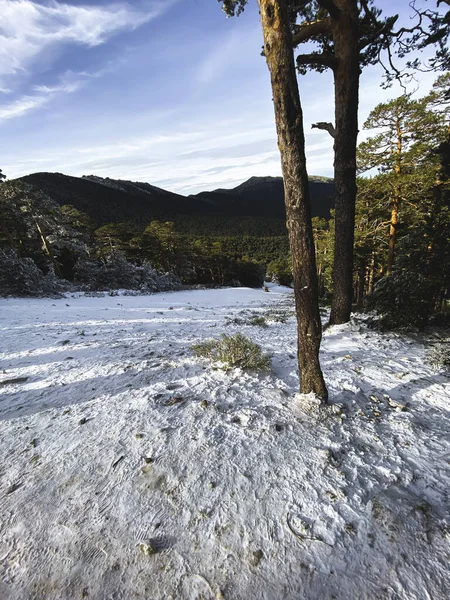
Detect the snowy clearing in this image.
<box><xmin>0</xmin><ymin>286</ymin><xmax>449</xmax><ymax>600</ymax></box>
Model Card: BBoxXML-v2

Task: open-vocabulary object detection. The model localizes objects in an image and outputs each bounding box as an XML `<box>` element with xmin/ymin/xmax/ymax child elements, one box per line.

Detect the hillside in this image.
<box><xmin>17</xmin><ymin>172</ymin><xmax>334</xmax><ymax>227</ymax></box>
<box><xmin>17</xmin><ymin>172</ymin><xmax>211</xmax><ymax>226</ymax></box>
<box><xmin>193</xmin><ymin>175</ymin><xmax>334</xmax><ymax>219</ymax></box>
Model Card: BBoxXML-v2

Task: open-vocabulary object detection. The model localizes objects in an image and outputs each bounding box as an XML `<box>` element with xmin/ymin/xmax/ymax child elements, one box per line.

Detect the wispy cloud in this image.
<box><xmin>197</xmin><ymin>30</ymin><xmax>239</xmax><ymax>84</ymax></box>
<box><xmin>196</xmin><ymin>23</ymin><xmax>262</xmax><ymax>86</ymax></box>
<box><xmin>0</xmin><ymin>95</ymin><xmax>48</xmax><ymax>121</ymax></box>
<box><xmin>32</xmin><ymin>64</ymin><xmax>117</xmax><ymax>95</ymax></box>
<box><xmin>0</xmin><ymin>0</ymin><xmax>175</xmax><ymax>89</ymax></box>
<box><xmin>33</xmin><ymin>75</ymin><xmax>85</xmax><ymax>96</ymax></box>
<box><xmin>0</xmin><ymin>67</ymin><xmax>109</xmax><ymax>122</ymax></box>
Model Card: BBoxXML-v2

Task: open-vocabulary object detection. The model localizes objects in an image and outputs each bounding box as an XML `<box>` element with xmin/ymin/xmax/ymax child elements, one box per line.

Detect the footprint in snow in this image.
<box><xmin>166</xmin><ymin>382</ymin><xmax>182</xmax><ymax>391</ymax></box>
<box><xmin>179</xmin><ymin>574</ymin><xmax>217</xmax><ymax>600</ymax></box>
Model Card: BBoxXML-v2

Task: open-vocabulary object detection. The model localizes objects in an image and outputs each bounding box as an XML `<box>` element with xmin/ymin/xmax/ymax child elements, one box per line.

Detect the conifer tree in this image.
<box><xmin>358</xmin><ymin>83</ymin><xmax>448</xmax><ymax>274</ymax></box>
<box><xmin>221</xmin><ymin>0</ymin><xmax>328</xmax><ymax>399</ymax></box>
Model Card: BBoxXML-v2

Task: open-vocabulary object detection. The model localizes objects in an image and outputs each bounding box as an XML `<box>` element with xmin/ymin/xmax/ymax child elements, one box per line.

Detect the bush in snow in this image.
<box><xmin>192</xmin><ymin>333</ymin><xmax>271</xmax><ymax>371</ymax></box>
<box><xmin>74</xmin><ymin>252</ymin><xmax>181</xmax><ymax>292</ymax></box>
<box><xmin>249</xmin><ymin>315</ymin><xmax>268</xmax><ymax>327</ymax></box>
<box><xmin>266</xmin><ymin>256</ymin><xmax>292</xmax><ymax>287</ymax></box>
<box><xmin>368</xmin><ymin>271</ymin><xmax>434</xmax><ymax>329</ymax></box>
<box><xmin>427</xmin><ymin>342</ymin><xmax>450</xmax><ymax>371</ymax></box>
<box><xmin>0</xmin><ymin>249</ymin><xmax>70</xmax><ymax>297</ymax></box>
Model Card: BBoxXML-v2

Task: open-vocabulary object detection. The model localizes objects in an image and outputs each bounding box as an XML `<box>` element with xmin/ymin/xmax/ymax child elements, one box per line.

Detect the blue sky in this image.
<box><xmin>0</xmin><ymin>0</ymin><xmax>442</xmax><ymax>194</ymax></box>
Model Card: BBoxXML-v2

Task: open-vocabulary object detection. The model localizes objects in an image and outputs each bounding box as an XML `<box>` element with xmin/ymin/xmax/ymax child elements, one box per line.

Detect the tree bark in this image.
<box><xmin>258</xmin><ymin>0</ymin><xmax>328</xmax><ymax>399</ymax></box>
<box><xmin>329</xmin><ymin>0</ymin><xmax>360</xmax><ymax>325</ymax></box>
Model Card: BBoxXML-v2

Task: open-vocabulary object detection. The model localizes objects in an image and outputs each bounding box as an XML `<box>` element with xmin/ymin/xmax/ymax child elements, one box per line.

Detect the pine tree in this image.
<box><xmin>221</xmin><ymin>0</ymin><xmax>328</xmax><ymax>399</ymax></box>
<box><xmin>358</xmin><ymin>86</ymin><xmax>448</xmax><ymax>274</ymax></box>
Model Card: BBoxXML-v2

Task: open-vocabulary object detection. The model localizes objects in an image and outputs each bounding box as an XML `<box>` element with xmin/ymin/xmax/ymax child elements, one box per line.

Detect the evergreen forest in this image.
<box><xmin>1</xmin><ymin>75</ymin><xmax>449</xmax><ymax>331</ymax></box>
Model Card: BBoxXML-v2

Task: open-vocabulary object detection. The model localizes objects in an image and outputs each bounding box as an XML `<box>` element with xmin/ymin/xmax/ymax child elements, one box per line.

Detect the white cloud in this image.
<box><xmin>0</xmin><ymin>68</ymin><xmax>104</xmax><ymax>122</ymax></box>
<box><xmin>33</xmin><ymin>73</ymin><xmax>84</xmax><ymax>95</ymax></box>
<box><xmin>32</xmin><ymin>64</ymin><xmax>116</xmax><ymax>95</ymax></box>
<box><xmin>0</xmin><ymin>95</ymin><xmax>49</xmax><ymax>121</ymax></box>
<box><xmin>0</xmin><ymin>0</ymin><xmax>175</xmax><ymax>88</ymax></box>
<box><xmin>0</xmin><ymin>1</ymin><xmax>179</xmax><ymax>122</ymax></box>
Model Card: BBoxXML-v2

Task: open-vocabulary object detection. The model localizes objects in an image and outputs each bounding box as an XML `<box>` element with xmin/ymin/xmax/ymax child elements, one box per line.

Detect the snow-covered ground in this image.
<box><xmin>0</xmin><ymin>286</ymin><xmax>449</xmax><ymax>600</ymax></box>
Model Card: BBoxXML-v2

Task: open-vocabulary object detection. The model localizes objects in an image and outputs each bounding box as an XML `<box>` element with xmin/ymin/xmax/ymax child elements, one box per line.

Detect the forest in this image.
<box><xmin>1</xmin><ymin>72</ymin><xmax>449</xmax><ymax>332</ymax></box>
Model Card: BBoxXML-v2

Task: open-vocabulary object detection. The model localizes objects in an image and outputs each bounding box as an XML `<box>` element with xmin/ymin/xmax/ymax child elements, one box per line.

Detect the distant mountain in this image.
<box><xmin>16</xmin><ymin>172</ymin><xmax>334</xmax><ymax>226</ymax></box>
<box><xmin>193</xmin><ymin>175</ymin><xmax>334</xmax><ymax>219</ymax></box>
<box><xmin>18</xmin><ymin>172</ymin><xmax>212</xmax><ymax>226</ymax></box>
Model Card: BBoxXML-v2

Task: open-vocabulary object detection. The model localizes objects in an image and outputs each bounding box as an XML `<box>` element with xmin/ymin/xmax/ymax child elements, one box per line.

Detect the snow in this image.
<box><xmin>0</xmin><ymin>287</ymin><xmax>449</xmax><ymax>600</ymax></box>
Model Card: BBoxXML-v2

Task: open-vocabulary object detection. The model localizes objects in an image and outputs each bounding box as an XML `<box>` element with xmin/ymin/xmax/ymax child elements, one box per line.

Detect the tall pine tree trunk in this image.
<box><xmin>258</xmin><ymin>0</ymin><xmax>327</xmax><ymax>399</ymax></box>
<box><xmin>387</xmin><ymin>117</ymin><xmax>403</xmax><ymax>275</ymax></box>
<box><xmin>386</xmin><ymin>199</ymin><xmax>399</xmax><ymax>275</ymax></box>
<box><xmin>367</xmin><ymin>251</ymin><xmax>375</xmax><ymax>295</ymax></box>
<box><xmin>329</xmin><ymin>0</ymin><xmax>360</xmax><ymax>325</ymax></box>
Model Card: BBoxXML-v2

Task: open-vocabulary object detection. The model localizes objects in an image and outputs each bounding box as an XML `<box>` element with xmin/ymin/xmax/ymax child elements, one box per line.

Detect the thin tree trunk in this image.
<box><xmin>317</xmin><ymin>262</ymin><xmax>324</xmax><ymax>297</ymax></box>
<box><xmin>356</xmin><ymin>263</ymin><xmax>365</xmax><ymax>310</ymax></box>
<box><xmin>258</xmin><ymin>0</ymin><xmax>327</xmax><ymax>399</ymax></box>
<box><xmin>2</xmin><ymin>223</ymin><xmax>16</xmax><ymax>249</ymax></box>
<box><xmin>367</xmin><ymin>252</ymin><xmax>375</xmax><ymax>295</ymax></box>
<box><xmin>387</xmin><ymin>116</ymin><xmax>402</xmax><ymax>275</ymax></box>
<box><xmin>386</xmin><ymin>200</ymin><xmax>398</xmax><ymax>275</ymax></box>
<box><xmin>34</xmin><ymin>217</ymin><xmax>62</xmax><ymax>277</ymax></box>
<box><xmin>329</xmin><ymin>0</ymin><xmax>360</xmax><ymax>325</ymax></box>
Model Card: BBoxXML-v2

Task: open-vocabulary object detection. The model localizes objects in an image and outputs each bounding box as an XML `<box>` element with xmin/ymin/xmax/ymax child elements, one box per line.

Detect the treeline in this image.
<box><xmin>0</xmin><ymin>181</ymin><xmax>289</xmax><ymax>294</ymax></box>
<box><xmin>1</xmin><ymin>76</ymin><xmax>449</xmax><ymax>328</ymax></box>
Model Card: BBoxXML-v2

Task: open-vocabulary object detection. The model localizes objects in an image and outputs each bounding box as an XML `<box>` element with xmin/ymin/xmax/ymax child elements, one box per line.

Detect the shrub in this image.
<box><xmin>0</xmin><ymin>249</ymin><xmax>70</xmax><ymax>297</ymax></box>
<box><xmin>192</xmin><ymin>333</ymin><xmax>271</xmax><ymax>371</ymax></box>
<box><xmin>249</xmin><ymin>315</ymin><xmax>268</xmax><ymax>327</ymax></box>
<box><xmin>428</xmin><ymin>342</ymin><xmax>450</xmax><ymax>371</ymax></box>
<box><xmin>267</xmin><ymin>256</ymin><xmax>292</xmax><ymax>286</ymax></box>
<box><xmin>74</xmin><ymin>252</ymin><xmax>181</xmax><ymax>292</ymax></box>
<box><xmin>264</xmin><ymin>307</ymin><xmax>294</xmax><ymax>323</ymax></box>
<box><xmin>430</xmin><ymin>312</ymin><xmax>450</xmax><ymax>327</ymax></box>
<box><xmin>225</xmin><ymin>313</ymin><xmax>268</xmax><ymax>327</ymax></box>
<box><xmin>368</xmin><ymin>271</ymin><xmax>434</xmax><ymax>329</ymax></box>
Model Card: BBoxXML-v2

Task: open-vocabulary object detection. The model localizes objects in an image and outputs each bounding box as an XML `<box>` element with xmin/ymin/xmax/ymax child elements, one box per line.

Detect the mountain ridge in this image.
<box><xmin>16</xmin><ymin>171</ymin><xmax>335</xmax><ymax>226</ymax></box>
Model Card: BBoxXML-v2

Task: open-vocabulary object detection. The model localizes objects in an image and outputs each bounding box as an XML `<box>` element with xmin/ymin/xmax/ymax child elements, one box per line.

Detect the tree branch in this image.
<box><xmin>317</xmin><ymin>0</ymin><xmax>340</xmax><ymax>20</ymax></box>
<box><xmin>296</xmin><ymin>53</ymin><xmax>338</xmax><ymax>71</ymax></box>
<box><xmin>359</xmin><ymin>15</ymin><xmax>399</xmax><ymax>50</ymax></box>
<box><xmin>292</xmin><ymin>18</ymin><xmax>332</xmax><ymax>47</ymax></box>
<box><xmin>312</xmin><ymin>122</ymin><xmax>336</xmax><ymax>138</ymax></box>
